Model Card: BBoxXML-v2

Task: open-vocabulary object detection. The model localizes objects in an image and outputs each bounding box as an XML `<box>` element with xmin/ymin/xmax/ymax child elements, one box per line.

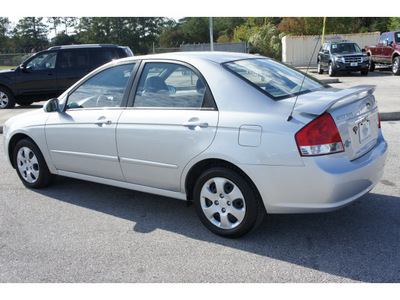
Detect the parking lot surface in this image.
<box><xmin>0</xmin><ymin>119</ymin><xmax>399</xmax><ymax>283</ymax></box>
<box><xmin>0</xmin><ymin>67</ymin><xmax>399</xmax><ymax>283</ymax></box>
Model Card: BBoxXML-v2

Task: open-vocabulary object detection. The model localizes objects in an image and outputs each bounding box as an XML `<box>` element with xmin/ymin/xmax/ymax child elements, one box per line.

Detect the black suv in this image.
<box><xmin>317</xmin><ymin>41</ymin><xmax>369</xmax><ymax>77</ymax></box>
<box><xmin>0</xmin><ymin>44</ymin><xmax>133</xmax><ymax>109</ymax></box>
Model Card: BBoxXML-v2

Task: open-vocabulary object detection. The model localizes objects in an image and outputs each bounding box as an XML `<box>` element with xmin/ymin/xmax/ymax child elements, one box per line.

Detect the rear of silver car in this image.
<box><xmin>249</xmin><ymin>85</ymin><xmax>387</xmax><ymax>213</ymax></box>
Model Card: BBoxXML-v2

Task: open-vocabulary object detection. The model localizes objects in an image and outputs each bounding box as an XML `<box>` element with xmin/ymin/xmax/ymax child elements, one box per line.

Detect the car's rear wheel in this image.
<box><xmin>392</xmin><ymin>57</ymin><xmax>400</xmax><ymax>75</ymax></box>
<box><xmin>13</xmin><ymin>139</ymin><xmax>55</xmax><ymax>189</ymax></box>
<box><xmin>369</xmin><ymin>55</ymin><xmax>375</xmax><ymax>72</ymax></box>
<box><xmin>193</xmin><ymin>167</ymin><xmax>265</xmax><ymax>238</ymax></box>
<box><xmin>0</xmin><ymin>87</ymin><xmax>15</xmax><ymax>109</ymax></box>
<box><xmin>317</xmin><ymin>61</ymin><xmax>323</xmax><ymax>74</ymax></box>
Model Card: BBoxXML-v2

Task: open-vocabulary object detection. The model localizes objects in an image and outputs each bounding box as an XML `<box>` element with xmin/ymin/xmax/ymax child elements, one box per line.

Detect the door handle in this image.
<box><xmin>94</xmin><ymin>119</ymin><xmax>112</xmax><ymax>126</ymax></box>
<box><xmin>182</xmin><ymin>121</ymin><xmax>209</xmax><ymax>128</ymax></box>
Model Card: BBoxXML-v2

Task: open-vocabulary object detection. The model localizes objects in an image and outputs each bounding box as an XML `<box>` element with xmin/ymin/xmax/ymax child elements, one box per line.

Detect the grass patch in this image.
<box><xmin>0</xmin><ymin>66</ymin><xmax>16</xmax><ymax>70</ymax></box>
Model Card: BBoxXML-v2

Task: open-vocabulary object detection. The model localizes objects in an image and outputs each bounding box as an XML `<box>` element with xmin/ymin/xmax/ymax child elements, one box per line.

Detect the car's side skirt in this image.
<box><xmin>57</xmin><ymin>170</ymin><xmax>188</xmax><ymax>201</ymax></box>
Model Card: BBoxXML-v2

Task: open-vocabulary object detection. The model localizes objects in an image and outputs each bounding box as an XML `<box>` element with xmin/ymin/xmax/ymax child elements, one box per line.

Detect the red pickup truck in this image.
<box><xmin>365</xmin><ymin>31</ymin><xmax>400</xmax><ymax>75</ymax></box>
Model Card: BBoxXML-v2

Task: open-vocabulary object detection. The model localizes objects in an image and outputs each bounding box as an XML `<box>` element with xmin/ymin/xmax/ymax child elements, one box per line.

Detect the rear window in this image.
<box><xmin>223</xmin><ymin>58</ymin><xmax>328</xmax><ymax>100</ymax></box>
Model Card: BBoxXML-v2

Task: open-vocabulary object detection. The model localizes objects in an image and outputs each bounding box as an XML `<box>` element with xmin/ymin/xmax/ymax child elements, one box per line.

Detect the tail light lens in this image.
<box><xmin>295</xmin><ymin>113</ymin><xmax>344</xmax><ymax>156</ymax></box>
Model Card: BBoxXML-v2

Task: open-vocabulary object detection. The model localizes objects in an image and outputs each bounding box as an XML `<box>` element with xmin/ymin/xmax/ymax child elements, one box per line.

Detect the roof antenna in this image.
<box><xmin>287</xmin><ymin>31</ymin><xmax>324</xmax><ymax>122</ymax></box>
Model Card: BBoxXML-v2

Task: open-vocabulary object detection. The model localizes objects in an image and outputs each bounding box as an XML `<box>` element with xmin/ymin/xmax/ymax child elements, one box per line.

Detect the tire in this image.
<box><xmin>317</xmin><ymin>61</ymin><xmax>323</xmax><ymax>74</ymax></box>
<box><xmin>392</xmin><ymin>57</ymin><xmax>400</xmax><ymax>76</ymax></box>
<box><xmin>369</xmin><ymin>55</ymin><xmax>375</xmax><ymax>72</ymax></box>
<box><xmin>13</xmin><ymin>139</ymin><xmax>55</xmax><ymax>189</ymax></box>
<box><xmin>193</xmin><ymin>167</ymin><xmax>265</xmax><ymax>238</ymax></box>
<box><xmin>0</xmin><ymin>86</ymin><xmax>16</xmax><ymax>109</ymax></box>
<box><xmin>361</xmin><ymin>68</ymin><xmax>369</xmax><ymax>76</ymax></box>
<box><xmin>328</xmin><ymin>62</ymin><xmax>337</xmax><ymax>77</ymax></box>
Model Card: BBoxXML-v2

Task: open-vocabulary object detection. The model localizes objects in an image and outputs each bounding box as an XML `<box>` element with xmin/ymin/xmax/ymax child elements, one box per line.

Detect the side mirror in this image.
<box><xmin>323</xmin><ymin>50</ymin><xmax>329</xmax><ymax>54</ymax></box>
<box><xmin>21</xmin><ymin>64</ymin><xmax>29</xmax><ymax>73</ymax></box>
<box><xmin>44</xmin><ymin>98</ymin><xmax>60</xmax><ymax>113</ymax></box>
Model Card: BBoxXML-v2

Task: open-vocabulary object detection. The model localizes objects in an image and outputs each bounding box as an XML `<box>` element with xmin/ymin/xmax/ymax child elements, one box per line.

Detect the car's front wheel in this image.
<box><xmin>193</xmin><ymin>167</ymin><xmax>265</xmax><ymax>238</ymax></box>
<box><xmin>13</xmin><ymin>139</ymin><xmax>55</xmax><ymax>189</ymax></box>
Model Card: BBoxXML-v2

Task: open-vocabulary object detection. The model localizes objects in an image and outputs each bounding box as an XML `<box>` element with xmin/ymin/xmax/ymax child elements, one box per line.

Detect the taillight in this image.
<box><xmin>295</xmin><ymin>113</ymin><xmax>344</xmax><ymax>156</ymax></box>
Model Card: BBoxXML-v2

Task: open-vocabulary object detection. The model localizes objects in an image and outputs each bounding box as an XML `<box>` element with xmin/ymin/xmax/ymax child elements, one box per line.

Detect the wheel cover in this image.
<box><xmin>0</xmin><ymin>91</ymin><xmax>9</xmax><ymax>108</ymax></box>
<box><xmin>200</xmin><ymin>177</ymin><xmax>246</xmax><ymax>230</ymax></box>
<box><xmin>16</xmin><ymin>147</ymin><xmax>40</xmax><ymax>183</ymax></box>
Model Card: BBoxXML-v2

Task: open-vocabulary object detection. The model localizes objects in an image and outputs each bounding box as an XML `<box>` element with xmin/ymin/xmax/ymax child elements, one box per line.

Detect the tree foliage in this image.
<box><xmin>12</xmin><ymin>17</ymin><xmax>49</xmax><ymax>52</ymax></box>
<box><xmin>249</xmin><ymin>23</ymin><xmax>284</xmax><ymax>60</ymax></box>
<box><xmin>0</xmin><ymin>16</ymin><xmax>397</xmax><ymax>57</ymax></box>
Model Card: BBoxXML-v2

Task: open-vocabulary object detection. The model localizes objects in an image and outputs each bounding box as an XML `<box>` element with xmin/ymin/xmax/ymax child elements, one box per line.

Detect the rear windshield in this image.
<box><xmin>223</xmin><ymin>58</ymin><xmax>328</xmax><ymax>100</ymax></box>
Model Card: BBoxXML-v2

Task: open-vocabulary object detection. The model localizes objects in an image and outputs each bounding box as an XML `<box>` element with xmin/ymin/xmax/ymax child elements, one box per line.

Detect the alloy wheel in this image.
<box><xmin>0</xmin><ymin>91</ymin><xmax>9</xmax><ymax>108</ymax></box>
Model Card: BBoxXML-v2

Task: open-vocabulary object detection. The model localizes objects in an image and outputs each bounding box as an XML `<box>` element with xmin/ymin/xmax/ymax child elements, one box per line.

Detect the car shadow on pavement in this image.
<box><xmin>33</xmin><ymin>176</ymin><xmax>400</xmax><ymax>283</ymax></box>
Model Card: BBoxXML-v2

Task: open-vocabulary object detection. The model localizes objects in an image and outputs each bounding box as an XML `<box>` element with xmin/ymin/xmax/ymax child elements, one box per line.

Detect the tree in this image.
<box><xmin>180</xmin><ymin>17</ymin><xmax>210</xmax><ymax>44</ymax></box>
<box><xmin>0</xmin><ymin>17</ymin><xmax>11</xmax><ymax>52</ymax></box>
<box><xmin>12</xmin><ymin>17</ymin><xmax>49</xmax><ymax>52</ymax></box>
<box><xmin>47</xmin><ymin>17</ymin><xmax>61</xmax><ymax>36</ymax></box>
<box><xmin>388</xmin><ymin>17</ymin><xmax>400</xmax><ymax>31</ymax></box>
<box><xmin>248</xmin><ymin>23</ymin><xmax>284</xmax><ymax>60</ymax></box>
<box><xmin>75</xmin><ymin>17</ymin><xmax>166</xmax><ymax>54</ymax></box>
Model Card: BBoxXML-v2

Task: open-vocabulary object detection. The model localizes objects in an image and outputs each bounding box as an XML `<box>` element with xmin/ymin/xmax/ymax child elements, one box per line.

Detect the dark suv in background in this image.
<box><xmin>0</xmin><ymin>44</ymin><xmax>133</xmax><ymax>109</ymax></box>
<box><xmin>317</xmin><ymin>41</ymin><xmax>369</xmax><ymax>77</ymax></box>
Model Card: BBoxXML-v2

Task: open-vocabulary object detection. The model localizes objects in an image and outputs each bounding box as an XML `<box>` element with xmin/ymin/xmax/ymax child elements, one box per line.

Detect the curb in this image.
<box><xmin>1</xmin><ymin>112</ymin><xmax>399</xmax><ymax>135</ymax></box>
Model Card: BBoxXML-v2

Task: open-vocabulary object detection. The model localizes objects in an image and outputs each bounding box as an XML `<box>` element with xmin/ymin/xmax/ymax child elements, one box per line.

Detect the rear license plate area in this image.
<box><xmin>359</xmin><ymin>119</ymin><xmax>371</xmax><ymax>143</ymax></box>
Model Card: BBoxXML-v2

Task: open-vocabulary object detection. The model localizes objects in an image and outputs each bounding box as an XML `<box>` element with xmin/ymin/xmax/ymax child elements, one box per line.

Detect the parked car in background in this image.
<box><xmin>3</xmin><ymin>52</ymin><xmax>387</xmax><ymax>237</ymax></box>
<box><xmin>0</xmin><ymin>44</ymin><xmax>133</xmax><ymax>109</ymax></box>
<box><xmin>365</xmin><ymin>31</ymin><xmax>400</xmax><ymax>75</ymax></box>
<box><xmin>317</xmin><ymin>41</ymin><xmax>369</xmax><ymax>77</ymax></box>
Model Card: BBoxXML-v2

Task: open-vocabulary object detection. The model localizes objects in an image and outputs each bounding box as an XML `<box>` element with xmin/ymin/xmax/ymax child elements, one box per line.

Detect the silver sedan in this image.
<box><xmin>2</xmin><ymin>52</ymin><xmax>388</xmax><ymax>237</ymax></box>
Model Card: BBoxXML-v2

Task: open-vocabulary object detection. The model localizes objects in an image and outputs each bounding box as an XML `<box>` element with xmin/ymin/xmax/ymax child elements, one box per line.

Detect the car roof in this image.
<box><xmin>118</xmin><ymin>51</ymin><xmax>261</xmax><ymax>64</ymax></box>
<box><xmin>48</xmin><ymin>44</ymin><xmax>124</xmax><ymax>51</ymax></box>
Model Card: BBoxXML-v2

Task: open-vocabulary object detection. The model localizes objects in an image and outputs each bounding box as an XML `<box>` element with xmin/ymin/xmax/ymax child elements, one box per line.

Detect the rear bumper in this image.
<box><xmin>241</xmin><ymin>133</ymin><xmax>388</xmax><ymax>214</ymax></box>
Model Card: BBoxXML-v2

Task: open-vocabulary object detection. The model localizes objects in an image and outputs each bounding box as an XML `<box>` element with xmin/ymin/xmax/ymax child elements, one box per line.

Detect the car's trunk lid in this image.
<box><xmin>294</xmin><ymin>85</ymin><xmax>380</xmax><ymax>161</ymax></box>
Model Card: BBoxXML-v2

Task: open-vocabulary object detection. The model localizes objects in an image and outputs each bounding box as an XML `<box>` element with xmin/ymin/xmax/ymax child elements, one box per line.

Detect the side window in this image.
<box><xmin>66</xmin><ymin>63</ymin><xmax>135</xmax><ymax>109</ymax></box>
<box><xmin>90</xmin><ymin>48</ymin><xmax>119</xmax><ymax>69</ymax></box>
<box><xmin>378</xmin><ymin>33</ymin><xmax>388</xmax><ymax>46</ymax></box>
<box><xmin>26</xmin><ymin>52</ymin><xmax>57</xmax><ymax>70</ymax></box>
<box><xmin>387</xmin><ymin>33</ymin><xmax>394</xmax><ymax>46</ymax></box>
<box><xmin>58</xmin><ymin>50</ymin><xmax>89</xmax><ymax>69</ymax></box>
<box><xmin>134</xmin><ymin>62</ymin><xmax>207</xmax><ymax>109</ymax></box>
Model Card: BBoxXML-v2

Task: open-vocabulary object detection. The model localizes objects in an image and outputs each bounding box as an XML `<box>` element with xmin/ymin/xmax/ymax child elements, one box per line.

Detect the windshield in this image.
<box><xmin>331</xmin><ymin>43</ymin><xmax>361</xmax><ymax>54</ymax></box>
<box><xmin>223</xmin><ymin>58</ymin><xmax>328</xmax><ymax>100</ymax></box>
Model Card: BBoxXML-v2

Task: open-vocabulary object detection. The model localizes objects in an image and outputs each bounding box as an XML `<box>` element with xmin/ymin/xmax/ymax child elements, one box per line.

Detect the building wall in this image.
<box><xmin>282</xmin><ymin>32</ymin><xmax>381</xmax><ymax>67</ymax></box>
